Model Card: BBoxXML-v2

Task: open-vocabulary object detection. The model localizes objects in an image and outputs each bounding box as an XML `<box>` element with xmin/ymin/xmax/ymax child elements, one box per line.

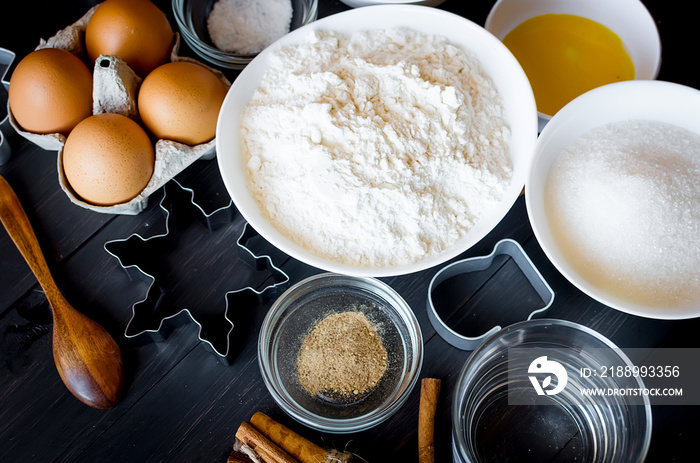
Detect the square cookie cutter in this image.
<box><xmin>105</xmin><ymin>179</ymin><xmax>289</xmax><ymax>365</ymax></box>
<box><xmin>426</xmin><ymin>239</ymin><xmax>555</xmax><ymax>351</ymax></box>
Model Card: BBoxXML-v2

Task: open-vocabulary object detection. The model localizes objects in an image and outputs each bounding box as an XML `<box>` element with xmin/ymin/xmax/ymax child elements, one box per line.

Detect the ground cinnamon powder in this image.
<box><xmin>297</xmin><ymin>310</ymin><xmax>388</xmax><ymax>397</ymax></box>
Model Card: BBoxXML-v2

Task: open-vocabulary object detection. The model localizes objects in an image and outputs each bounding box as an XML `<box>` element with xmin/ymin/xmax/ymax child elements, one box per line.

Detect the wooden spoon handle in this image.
<box><xmin>0</xmin><ymin>175</ymin><xmax>60</xmax><ymax>297</ymax></box>
<box><xmin>0</xmin><ymin>175</ymin><xmax>124</xmax><ymax>409</ymax></box>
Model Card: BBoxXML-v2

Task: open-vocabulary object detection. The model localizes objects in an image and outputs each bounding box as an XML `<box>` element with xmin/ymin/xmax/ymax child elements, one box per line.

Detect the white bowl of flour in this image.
<box><xmin>217</xmin><ymin>5</ymin><xmax>538</xmax><ymax>277</ymax></box>
<box><xmin>527</xmin><ymin>80</ymin><xmax>700</xmax><ymax>319</ymax></box>
<box><xmin>339</xmin><ymin>0</ymin><xmax>446</xmax><ymax>8</ymax></box>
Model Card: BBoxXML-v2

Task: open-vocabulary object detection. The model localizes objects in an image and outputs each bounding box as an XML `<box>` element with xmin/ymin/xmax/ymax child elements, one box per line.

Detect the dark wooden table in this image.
<box><xmin>1</xmin><ymin>1</ymin><xmax>698</xmax><ymax>462</ymax></box>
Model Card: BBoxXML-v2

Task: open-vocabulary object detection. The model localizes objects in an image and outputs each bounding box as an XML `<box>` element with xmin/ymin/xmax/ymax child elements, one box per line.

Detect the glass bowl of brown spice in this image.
<box><xmin>258</xmin><ymin>272</ymin><xmax>423</xmax><ymax>433</ymax></box>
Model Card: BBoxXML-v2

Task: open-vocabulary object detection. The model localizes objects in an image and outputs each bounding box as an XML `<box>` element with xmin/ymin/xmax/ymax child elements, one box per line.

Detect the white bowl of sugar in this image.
<box><xmin>526</xmin><ymin>80</ymin><xmax>700</xmax><ymax>319</ymax></box>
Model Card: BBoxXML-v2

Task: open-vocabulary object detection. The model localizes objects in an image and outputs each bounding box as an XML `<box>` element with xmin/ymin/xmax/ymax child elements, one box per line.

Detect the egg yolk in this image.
<box><xmin>502</xmin><ymin>14</ymin><xmax>635</xmax><ymax>117</ymax></box>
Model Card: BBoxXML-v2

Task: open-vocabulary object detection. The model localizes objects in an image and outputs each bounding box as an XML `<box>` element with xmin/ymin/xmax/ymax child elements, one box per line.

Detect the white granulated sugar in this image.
<box><xmin>241</xmin><ymin>29</ymin><xmax>512</xmax><ymax>267</ymax></box>
<box><xmin>207</xmin><ymin>0</ymin><xmax>292</xmax><ymax>54</ymax></box>
<box><xmin>546</xmin><ymin>120</ymin><xmax>700</xmax><ymax>307</ymax></box>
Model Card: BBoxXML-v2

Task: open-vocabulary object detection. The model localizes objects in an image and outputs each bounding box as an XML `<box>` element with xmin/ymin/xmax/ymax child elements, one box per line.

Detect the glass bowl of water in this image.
<box><xmin>452</xmin><ymin>319</ymin><xmax>652</xmax><ymax>463</ymax></box>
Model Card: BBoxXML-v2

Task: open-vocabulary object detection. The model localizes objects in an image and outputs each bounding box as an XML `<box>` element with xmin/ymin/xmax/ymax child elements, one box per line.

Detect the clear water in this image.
<box><xmin>468</xmin><ymin>388</ymin><xmax>590</xmax><ymax>462</ymax></box>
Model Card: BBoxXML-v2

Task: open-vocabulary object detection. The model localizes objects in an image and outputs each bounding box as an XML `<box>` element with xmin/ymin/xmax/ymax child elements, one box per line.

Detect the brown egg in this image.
<box><xmin>138</xmin><ymin>61</ymin><xmax>227</xmax><ymax>145</ymax></box>
<box><xmin>63</xmin><ymin>113</ymin><xmax>155</xmax><ymax>206</ymax></box>
<box><xmin>85</xmin><ymin>0</ymin><xmax>174</xmax><ymax>77</ymax></box>
<box><xmin>8</xmin><ymin>48</ymin><xmax>93</xmax><ymax>136</ymax></box>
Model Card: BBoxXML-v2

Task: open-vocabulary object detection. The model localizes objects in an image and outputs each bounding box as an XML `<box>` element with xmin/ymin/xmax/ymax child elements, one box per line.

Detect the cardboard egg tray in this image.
<box><xmin>7</xmin><ymin>3</ymin><xmax>231</xmax><ymax>215</ymax></box>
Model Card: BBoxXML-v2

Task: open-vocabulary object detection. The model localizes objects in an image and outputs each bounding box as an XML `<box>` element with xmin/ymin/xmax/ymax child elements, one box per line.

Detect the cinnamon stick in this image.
<box><xmin>250</xmin><ymin>412</ymin><xmax>328</xmax><ymax>463</ymax></box>
<box><xmin>236</xmin><ymin>421</ymin><xmax>300</xmax><ymax>463</ymax></box>
<box><xmin>233</xmin><ymin>438</ymin><xmax>266</xmax><ymax>463</ymax></box>
<box><xmin>418</xmin><ymin>378</ymin><xmax>442</xmax><ymax>463</ymax></box>
<box><xmin>228</xmin><ymin>449</ymin><xmax>255</xmax><ymax>463</ymax></box>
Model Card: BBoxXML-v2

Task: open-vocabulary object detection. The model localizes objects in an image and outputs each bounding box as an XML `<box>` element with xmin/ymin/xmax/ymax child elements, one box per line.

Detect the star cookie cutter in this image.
<box><xmin>105</xmin><ymin>179</ymin><xmax>289</xmax><ymax>365</ymax></box>
<box><xmin>1</xmin><ymin>47</ymin><xmax>15</xmax><ymax>165</ymax></box>
<box><xmin>426</xmin><ymin>239</ymin><xmax>555</xmax><ymax>351</ymax></box>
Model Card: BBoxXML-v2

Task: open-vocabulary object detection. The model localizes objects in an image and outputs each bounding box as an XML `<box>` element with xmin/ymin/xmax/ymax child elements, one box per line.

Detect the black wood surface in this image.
<box><xmin>1</xmin><ymin>1</ymin><xmax>698</xmax><ymax>462</ymax></box>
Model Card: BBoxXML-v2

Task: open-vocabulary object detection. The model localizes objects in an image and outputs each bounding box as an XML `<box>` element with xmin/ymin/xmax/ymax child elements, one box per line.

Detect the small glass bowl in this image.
<box><xmin>171</xmin><ymin>0</ymin><xmax>318</xmax><ymax>69</ymax></box>
<box><xmin>258</xmin><ymin>273</ymin><xmax>423</xmax><ymax>433</ymax></box>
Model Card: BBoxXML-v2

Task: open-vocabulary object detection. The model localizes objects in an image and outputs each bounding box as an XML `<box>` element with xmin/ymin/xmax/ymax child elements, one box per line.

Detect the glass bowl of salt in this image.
<box><xmin>258</xmin><ymin>272</ymin><xmax>423</xmax><ymax>433</ymax></box>
<box><xmin>172</xmin><ymin>0</ymin><xmax>318</xmax><ymax>69</ymax></box>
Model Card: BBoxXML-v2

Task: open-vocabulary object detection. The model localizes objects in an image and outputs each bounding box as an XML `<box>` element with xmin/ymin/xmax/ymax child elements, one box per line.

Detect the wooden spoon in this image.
<box><xmin>0</xmin><ymin>175</ymin><xmax>124</xmax><ymax>409</ymax></box>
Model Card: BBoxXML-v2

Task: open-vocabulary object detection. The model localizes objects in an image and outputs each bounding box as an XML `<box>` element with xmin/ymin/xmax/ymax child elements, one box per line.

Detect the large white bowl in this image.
<box><xmin>485</xmin><ymin>0</ymin><xmax>661</xmax><ymax>132</ymax></box>
<box><xmin>526</xmin><ymin>80</ymin><xmax>700</xmax><ymax>320</ymax></box>
<box><xmin>339</xmin><ymin>0</ymin><xmax>446</xmax><ymax>8</ymax></box>
<box><xmin>216</xmin><ymin>5</ymin><xmax>538</xmax><ymax>277</ymax></box>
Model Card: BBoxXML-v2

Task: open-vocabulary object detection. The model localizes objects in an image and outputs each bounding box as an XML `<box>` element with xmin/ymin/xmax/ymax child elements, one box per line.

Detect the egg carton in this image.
<box><xmin>6</xmin><ymin>3</ymin><xmax>231</xmax><ymax>215</ymax></box>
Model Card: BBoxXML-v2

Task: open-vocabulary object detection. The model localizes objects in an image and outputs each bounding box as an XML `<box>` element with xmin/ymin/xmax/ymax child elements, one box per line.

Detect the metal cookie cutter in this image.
<box><xmin>1</xmin><ymin>48</ymin><xmax>15</xmax><ymax>165</ymax></box>
<box><xmin>426</xmin><ymin>239</ymin><xmax>555</xmax><ymax>351</ymax></box>
<box><xmin>105</xmin><ymin>179</ymin><xmax>289</xmax><ymax>365</ymax></box>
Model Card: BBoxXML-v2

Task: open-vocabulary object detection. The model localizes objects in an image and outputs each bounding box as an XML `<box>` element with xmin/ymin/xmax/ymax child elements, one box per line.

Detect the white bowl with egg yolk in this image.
<box><xmin>486</xmin><ymin>0</ymin><xmax>661</xmax><ymax>132</ymax></box>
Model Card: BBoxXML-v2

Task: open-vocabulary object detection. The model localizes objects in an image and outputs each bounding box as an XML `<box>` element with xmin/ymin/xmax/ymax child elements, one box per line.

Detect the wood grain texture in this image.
<box><xmin>1</xmin><ymin>0</ymin><xmax>700</xmax><ymax>462</ymax></box>
<box><xmin>0</xmin><ymin>175</ymin><xmax>124</xmax><ymax>409</ymax></box>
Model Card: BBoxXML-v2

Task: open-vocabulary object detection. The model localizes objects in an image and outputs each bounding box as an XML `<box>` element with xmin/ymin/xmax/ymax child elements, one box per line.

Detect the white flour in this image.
<box><xmin>241</xmin><ymin>29</ymin><xmax>511</xmax><ymax>267</ymax></box>
<box><xmin>207</xmin><ymin>0</ymin><xmax>292</xmax><ymax>54</ymax></box>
